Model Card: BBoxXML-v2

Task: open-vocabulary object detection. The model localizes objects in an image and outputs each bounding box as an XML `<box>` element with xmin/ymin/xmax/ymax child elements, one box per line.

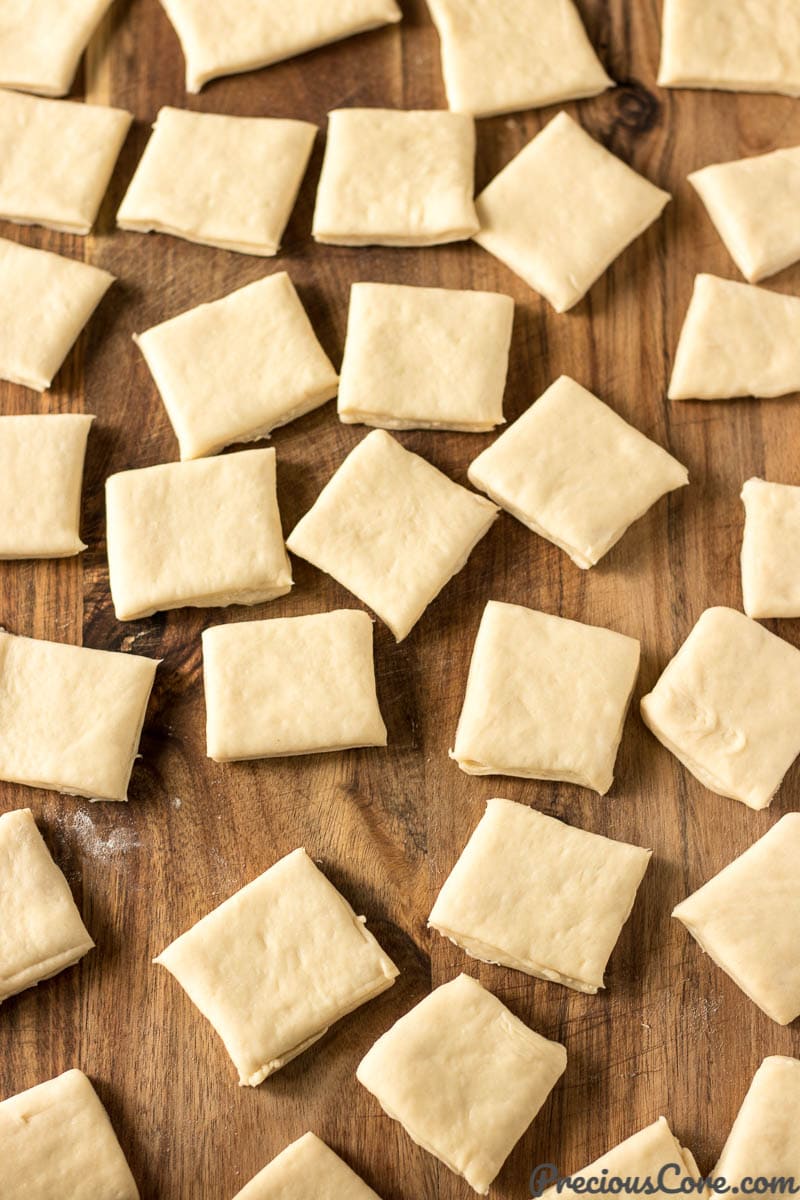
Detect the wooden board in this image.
<box><xmin>2</xmin><ymin>2</ymin><xmax>799</xmax><ymax>1196</ymax></box>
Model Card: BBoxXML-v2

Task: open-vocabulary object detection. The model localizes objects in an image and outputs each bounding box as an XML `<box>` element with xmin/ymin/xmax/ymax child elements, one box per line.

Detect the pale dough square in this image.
<box><xmin>106</xmin><ymin>447</ymin><xmax>292</xmax><ymax>621</ymax></box>
<box><xmin>474</xmin><ymin>111</ymin><xmax>670</xmax><ymax>312</ymax></box>
<box><xmin>233</xmin><ymin>1133</ymin><xmax>382</xmax><ymax>1200</ymax></box>
<box><xmin>155</xmin><ymin>848</ymin><xmax>398</xmax><ymax>1086</ymax></box>
<box><xmin>0</xmin><ymin>630</ymin><xmax>158</xmax><ymax>802</ymax></box>
<box><xmin>451</xmin><ymin>601</ymin><xmax>640</xmax><ymax>794</ymax></box>
<box><xmin>468</xmin><ymin>375</ymin><xmax>688</xmax><ymax>568</ymax></box>
<box><xmin>0</xmin><ymin>413</ymin><xmax>93</xmax><ymax>559</ymax></box>
<box><xmin>741</xmin><ymin>477</ymin><xmax>800</xmax><ymax>618</ymax></box>
<box><xmin>714</xmin><ymin>1057</ymin><xmax>800</xmax><ymax>1185</ymax></box>
<box><xmin>0</xmin><ymin>809</ymin><xmax>93</xmax><ymax>1004</ymax></box>
<box><xmin>429</xmin><ymin>798</ymin><xmax>651</xmax><ymax>993</ymax></box>
<box><xmin>134</xmin><ymin>272</ymin><xmax>338</xmax><ymax>460</ymax></box>
<box><xmin>0</xmin><ymin>0</ymin><xmax>113</xmax><ymax>97</ymax></box>
<box><xmin>337</xmin><ymin>282</ymin><xmax>514</xmax><ymax>431</ymax></box>
<box><xmin>673</xmin><ymin>814</ymin><xmax>800</xmax><ymax>1025</ymax></box>
<box><xmin>287</xmin><ymin>430</ymin><xmax>498</xmax><ymax>641</ymax></box>
<box><xmin>202</xmin><ymin>609</ymin><xmax>387</xmax><ymax>761</ymax></box>
<box><xmin>312</xmin><ymin>108</ymin><xmax>479</xmax><ymax>246</ymax></box>
<box><xmin>641</xmin><ymin>607</ymin><xmax>800</xmax><ymax>810</ymax></box>
<box><xmin>117</xmin><ymin>107</ymin><xmax>315</xmax><ymax>256</ymax></box>
<box><xmin>357</xmin><ymin>973</ymin><xmax>566</xmax><ymax>1196</ymax></box>
<box><xmin>426</xmin><ymin>0</ymin><xmax>612</xmax><ymax>117</ymax></box>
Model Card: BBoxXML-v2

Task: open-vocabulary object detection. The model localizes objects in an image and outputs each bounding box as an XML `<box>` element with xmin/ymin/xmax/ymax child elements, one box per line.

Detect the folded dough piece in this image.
<box><xmin>641</xmin><ymin>607</ymin><xmax>800</xmax><ymax>810</ymax></box>
<box><xmin>741</xmin><ymin>478</ymin><xmax>800</xmax><ymax>618</ymax></box>
<box><xmin>232</xmin><ymin>1132</ymin><xmax>383</xmax><ymax>1200</ymax></box>
<box><xmin>451</xmin><ymin>601</ymin><xmax>640</xmax><ymax>794</ymax></box>
<box><xmin>713</xmin><ymin>1057</ymin><xmax>800</xmax><ymax>1185</ymax></box>
<box><xmin>473</xmin><ymin>111</ymin><xmax>670</xmax><ymax>312</ymax></box>
<box><xmin>357</xmin><ymin>973</ymin><xmax>566</xmax><ymax>1196</ymax></box>
<box><xmin>0</xmin><ymin>0</ymin><xmax>112</xmax><ymax>97</ymax></box>
<box><xmin>673</xmin><ymin>815</ymin><xmax>800</xmax><ymax>1026</ymax></box>
<box><xmin>287</xmin><ymin>430</ymin><xmax>498</xmax><ymax>641</ymax></box>
<box><xmin>468</xmin><ymin>376</ymin><xmax>688</xmax><ymax>567</ymax></box>
<box><xmin>133</xmin><ymin>273</ymin><xmax>338</xmax><ymax>460</ymax></box>
<box><xmin>313</xmin><ymin>108</ymin><xmax>479</xmax><ymax>246</ymax></box>
<box><xmin>155</xmin><ymin>848</ymin><xmax>398</xmax><ymax>1086</ymax></box>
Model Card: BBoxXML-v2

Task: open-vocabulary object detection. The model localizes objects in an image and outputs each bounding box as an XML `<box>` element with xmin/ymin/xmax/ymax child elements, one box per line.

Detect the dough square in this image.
<box><xmin>451</xmin><ymin>601</ymin><xmax>640</xmax><ymax>794</ymax></box>
<box><xmin>641</xmin><ymin>607</ymin><xmax>800</xmax><ymax>810</ymax></box>
<box><xmin>117</xmin><ymin>107</ymin><xmax>316</xmax><ymax>256</ymax></box>
<box><xmin>429</xmin><ymin>798</ymin><xmax>651</xmax><ymax>993</ymax></box>
<box><xmin>357</xmin><ymin>973</ymin><xmax>566</xmax><ymax>1195</ymax></box>
<box><xmin>426</xmin><ymin>0</ymin><xmax>612</xmax><ymax>118</ymax></box>
<box><xmin>0</xmin><ymin>237</ymin><xmax>113</xmax><ymax>392</ymax></box>
<box><xmin>337</xmin><ymin>282</ymin><xmax>514</xmax><ymax>431</ymax></box>
<box><xmin>233</xmin><ymin>1132</ymin><xmax>382</xmax><ymax>1200</ymax></box>
<box><xmin>0</xmin><ymin>630</ymin><xmax>158</xmax><ymax>802</ymax></box>
<box><xmin>741</xmin><ymin>478</ymin><xmax>800</xmax><ymax>618</ymax></box>
<box><xmin>155</xmin><ymin>848</ymin><xmax>398</xmax><ymax>1086</ymax></box>
<box><xmin>106</xmin><ymin>447</ymin><xmax>292</xmax><ymax>621</ymax></box>
<box><xmin>286</xmin><ymin>430</ymin><xmax>498</xmax><ymax>641</ymax></box>
<box><xmin>0</xmin><ymin>0</ymin><xmax>112</xmax><ymax>97</ymax></box>
<box><xmin>473</xmin><ymin>111</ymin><xmax>670</xmax><ymax>312</ymax></box>
<box><xmin>312</xmin><ymin>108</ymin><xmax>479</xmax><ymax>247</ymax></box>
<box><xmin>0</xmin><ymin>413</ymin><xmax>93</xmax><ymax>559</ymax></box>
<box><xmin>133</xmin><ymin>272</ymin><xmax>338</xmax><ymax>460</ymax></box>
<box><xmin>468</xmin><ymin>375</ymin><xmax>688</xmax><ymax>568</ymax></box>
<box><xmin>714</xmin><ymin>1057</ymin><xmax>800</xmax><ymax>1185</ymax></box>
<box><xmin>202</xmin><ymin>609</ymin><xmax>387</xmax><ymax>761</ymax></box>
<box><xmin>672</xmin><ymin>814</ymin><xmax>800</xmax><ymax>1025</ymax></box>
<box><xmin>1</xmin><ymin>1069</ymin><xmax>139</xmax><ymax>1200</ymax></box>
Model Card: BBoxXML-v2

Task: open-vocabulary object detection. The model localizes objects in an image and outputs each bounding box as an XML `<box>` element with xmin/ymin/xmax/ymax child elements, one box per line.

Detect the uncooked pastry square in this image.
<box><xmin>312</xmin><ymin>108</ymin><xmax>479</xmax><ymax>246</ymax></box>
<box><xmin>672</xmin><ymin>814</ymin><xmax>800</xmax><ymax>1025</ymax></box>
<box><xmin>0</xmin><ymin>413</ymin><xmax>93</xmax><ymax>559</ymax></box>
<box><xmin>451</xmin><ymin>601</ymin><xmax>640</xmax><ymax>794</ymax></box>
<box><xmin>134</xmin><ymin>272</ymin><xmax>338</xmax><ymax>460</ymax></box>
<box><xmin>641</xmin><ymin>607</ymin><xmax>800</xmax><ymax>810</ymax></box>
<box><xmin>202</xmin><ymin>609</ymin><xmax>387</xmax><ymax>761</ymax></box>
<box><xmin>357</xmin><ymin>973</ymin><xmax>566</xmax><ymax>1195</ymax></box>
<box><xmin>473</xmin><ymin>111</ymin><xmax>670</xmax><ymax>312</ymax></box>
<box><xmin>714</xmin><ymin>1057</ymin><xmax>800</xmax><ymax>1185</ymax></box>
<box><xmin>741</xmin><ymin>478</ymin><xmax>800</xmax><ymax>618</ymax></box>
<box><xmin>106</xmin><ymin>448</ymin><xmax>292</xmax><ymax>620</ymax></box>
<box><xmin>155</xmin><ymin>848</ymin><xmax>398</xmax><ymax>1086</ymax></box>
<box><xmin>429</xmin><ymin>798</ymin><xmax>651</xmax><ymax>993</ymax></box>
<box><xmin>337</xmin><ymin>282</ymin><xmax>513</xmax><ymax>431</ymax></box>
<box><xmin>0</xmin><ymin>630</ymin><xmax>158</xmax><ymax>802</ymax></box>
<box><xmin>233</xmin><ymin>1132</ymin><xmax>382</xmax><ymax>1200</ymax></box>
<box><xmin>0</xmin><ymin>0</ymin><xmax>113</xmax><ymax>97</ymax></box>
<box><xmin>468</xmin><ymin>375</ymin><xmax>688</xmax><ymax>567</ymax></box>
<box><xmin>117</xmin><ymin>107</ymin><xmax>316</xmax><ymax>256</ymax></box>
<box><xmin>287</xmin><ymin>430</ymin><xmax>498</xmax><ymax>641</ymax></box>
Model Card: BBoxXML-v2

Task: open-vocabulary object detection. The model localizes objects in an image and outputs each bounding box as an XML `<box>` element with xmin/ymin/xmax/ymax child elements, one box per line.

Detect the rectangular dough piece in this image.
<box><xmin>105</xmin><ymin>447</ymin><xmax>292</xmax><ymax>620</ymax></box>
<box><xmin>713</xmin><ymin>1057</ymin><xmax>800</xmax><ymax>1186</ymax></box>
<box><xmin>155</xmin><ymin>848</ymin><xmax>398</xmax><ymax>1087</ymax></box>
<box><xmin>741</xmin><ymin>477</ymin><xmax>800</xmax><ymax>618</ymax></box>
<box><xmin>0</xmin><ymin>0</ymin><xmax>113</xmax><ymax>97</ymax></box>
<box><xmin>233</xmin><ymin>1132</ymin><xmax>383</xmax><ymax>1200</ymax></box>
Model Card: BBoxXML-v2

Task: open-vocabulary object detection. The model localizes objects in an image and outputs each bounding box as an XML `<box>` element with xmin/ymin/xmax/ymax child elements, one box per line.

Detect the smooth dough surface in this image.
<box><xmin>468</xmin><ymin>376</ymin><xmax>688</xmax><ymax>567</ymax></box>
<box><xmin>714</xmin><ymin>1057</ymin><xmax>800</xmax><ymax>1185</ymax></box>
<box><xmin>233</xmin><ymin>1133</ymin><xmax>383</xmax><ymax>1200</ymax></box>
<box><xmin>0</xmin><ymin>0</ymin><xmax>112</xmax><ymax>97</ymax></box>
<box><xmin>451</xmin><ymin>601</ymin><xmax>640</xmax><ymax>794</ymax></box>
<box><xmin>287</xmin><ymin>430</ymin><xmax>498</xmax><ymax>641</ymax></box>
<box><xmin>641</xmin><ymin>607</ymin><xmax>800</xmax><ymax>810</ymax></box>
<box><xmin>155</xmin><ymin>848</ymin><xmax>398</xmax><ymax>1086</ymax></box>
<box><xmin>473</xmin><ymin>111</ymin><xmax>670</xmax><ymax>312</ymax></box>
<box><xmin>672</xmin><ymin>814</ymin><xmax>800</xmax><ymax>1026</ymax></box>
<box><xmin>134</xmin><ymin>272</ymin><xmax>338</xmax><ymax>460</ymax></box>
<box><xmin>741</xmin><ymin>478</ymin><xmax>800</xmax><ymax>618</ymax></box>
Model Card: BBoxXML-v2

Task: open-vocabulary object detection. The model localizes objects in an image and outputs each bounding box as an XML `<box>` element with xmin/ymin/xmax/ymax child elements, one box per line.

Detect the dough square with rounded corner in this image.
<box><xmin>0</xmin><ymin>0</ymin><xmax>113</xmax><ymax>97</ymax></box>
<box><xmin>741</xmin><ymin>478</ymin><xmax>800</xmax><ymax>618</ymax></box>
<box><xmin>232</xmin><ymin>1132</ymin><xmax>383</xmax><ymax>1200</ymax></box>
<box><xmin>713</xmin><ymin>1057</ymin><xmax>800</xmax><ymax>1185</ymax></box>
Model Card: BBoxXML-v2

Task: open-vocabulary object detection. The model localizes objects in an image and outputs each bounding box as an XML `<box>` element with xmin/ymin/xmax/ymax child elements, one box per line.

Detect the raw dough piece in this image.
<box><xmin>232</xmin><ymin>1132</ymin><xmax>382</xmax><ymax>1200</ymax></box>
<box><xmin>714</xmin><ymin>1057</ymin><xmax>800</xmax><ymax>1185</ymax></box>
<box><xmin>287</xmin><ymin>430</ymin><xmax>498</xmax><ymax>641</ymax></box>
<box><xmin>106</xmin><ymin>448</ymin><xmax>292</xmax><ymax>620</ymax></box>
<box><xmin>473</xmin><ymin>111</ymin><xmax>670</xmax><ymax>312</ymax></box>
<box><xmin>640</xmin><ymin>607</ymin><xmax>800</xmax><ymax>810</ymax></box>
<box><xmin>468</xmin><ymin>376</ymin><xmax>688</xmax><ymax>567</ymax></box>
<box><xmin>0</xmin><ymin>0</ymin><xmax>113</xmax><ymax>97</ymax></box>
<box><xmin>741</xmin><ymin>478</ymin><xmax>800</xmax><ymax>618</ymax></box>
<box><xmin>117</xmin><ymin>107</ymin><xmax>315</xmax><ymax>256</ymax></box>
<box><xmin>337</xmin><ymin>282</ymin><xmax>513</xmax><ymax>431</ymax></box>
<box><xmin>0</xmin><ymin>413</ymin><xmax>93</xmax><ymax>559</ymax></box>
<box><xmin>133</xmin><ymin>273</ymin><xmax>338</xmax><ymax>460</ymax></box>
<box><xmin>0</xmin><ymin>630</ymin><xmax>158</xmax><ymax>802</ymax></box>
<box><xmin>0</xmin><ymin>237</ymin><xmax>113</xmax><ymax>391</ymax></box>
<box><xmin>159</xmin><ymin>0</ymin><xmax>402</xmax><ymax>93</ymax></box>
<box><xmin>0</xmin><ymin>809</ymin><xmax>93</xmax><ymax>1004</ymax></box>
<box><xmin>451</xmin><ymin>601</ymin><xmax>640</xmax><ymax>794</ymax></box>
<box><xmin>357</xmin><ymin>973</ymin><xmax>566</xmax><ymax>1196</ymax></box>
<box><xmin>155</xmin><ymin>848</ymin><xmax>398</xmax><ymax>1086</ymax></box>
<box><xmin>429</xmin><ymin>798</ymin><xmax>651</xmax><ymax>993</ymax></box>
<box><xmin>1</xmin><ymin>1069</ymin><xmax>139</xmax><ymax>1200</ymax></box>
<box><xmin>312</xmin><ymin>108</ymin><xmax>479</xmax><ymax>246</ymax></box>
<box><xmin>426</xmin><ymin>0</ymin><xmax>612</xmax><ymax>117</ymax></box>
<box><xmin>672</xmin><ymin>814</ymin><xmax>800</xmax><ymax>1025</ymax></box>
<box><xmin>202</xmin><ymin>610</ymin><xmax>387</xmax><ymax>761</ymax></box>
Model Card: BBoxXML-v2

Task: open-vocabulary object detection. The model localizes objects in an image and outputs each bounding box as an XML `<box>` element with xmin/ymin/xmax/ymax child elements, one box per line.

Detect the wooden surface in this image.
<box><xmin>2</xmin><ymin>2</ymin><xmax>799</xmax><ymax>1197</ymax></box>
